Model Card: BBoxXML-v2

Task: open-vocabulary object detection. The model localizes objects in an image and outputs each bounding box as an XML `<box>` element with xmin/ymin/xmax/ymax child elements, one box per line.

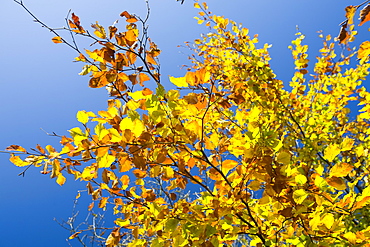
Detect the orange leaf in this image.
<box><xmin>139</xmin><ymin>73</ymin><xmax>150</xmax><ymax>86</ymax></box>
<box><xmin>133</xmin><ymin>169</ymin><xmax>147</xmax><ymax>178</ymax></box>
<box><xmin>146</xmin><ymin>53</ymin><xmax>157</xmax><ymax>65</ymax></box>
<box><xmin>69</xmin><ymin>232</ymin><xmax>82</xmax><ymax>240</ymax></box>
<box><xmin>120</xmin><ymin>11</ymin><xmax>131</xmax><ymax>18</ymax></box>
<box><xmin>142</xmin><ymin>87</ymin><xmax>153</xmax><ymax>96</ymax></box>
<box><xmin>51</xmin><ymin>36</ymin><xmax>63</xmax><ymax>43</ymax></box>
<box><xmin>119</xmin><ymin>158</ymin><xmax>132</xmax><ymax>172</ymax></box>
<box><xmin>221</xmin><ymin>160</ymin><xmax>238</xmax><ymax>174</ymax></box>
<box><xmin>120</xmin><ymin>11</ymin><xmax>138</xmax><ymax>23</ymax></box>
<box><xmin>358</xmin><ymin>41</ymin><xmax>370</xmax><ymax>60</ymax></box>
<box><xmin>359</xmin><ymin>3</ymin><xmax>370</xmax><ymax>26</ymax></box>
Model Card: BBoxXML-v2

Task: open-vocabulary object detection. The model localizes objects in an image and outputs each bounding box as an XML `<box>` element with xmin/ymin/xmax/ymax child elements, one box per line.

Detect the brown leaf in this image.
<box><xmin>69</xmin><ymin>13</ymin><xmax>85</xmax><ymax>33</ymax></box>
<box><xmin>326</xmin><ymin>176</ymin><xmax>347</xmax><ymax>190</ymax></box>
<box><xmin>337</xmin><ymin>23</ymin><xmax>350</xmax><ymax>44</ymax></box>
<box><xmin>359</xmin><ymin>3</ymin><xmax>370</xmax><ymax>26</ymax></box>
<box><xmin>6</xmin><ymin>145</ymin><xmax>27</xmax><ymax>152</ymax></box>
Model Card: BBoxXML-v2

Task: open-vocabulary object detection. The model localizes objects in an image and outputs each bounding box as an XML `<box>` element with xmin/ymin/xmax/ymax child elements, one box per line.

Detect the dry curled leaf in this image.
<box><xmin>359</xmin><ymin>3</ymin><xmax>370</xmax><ymax>26</ymax></box>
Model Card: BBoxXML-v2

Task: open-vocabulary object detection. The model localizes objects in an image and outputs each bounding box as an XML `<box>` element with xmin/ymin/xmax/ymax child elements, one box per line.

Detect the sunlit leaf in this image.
<box><xmin>359</xmin><ymin>3</ymin><xmax>370</xmax><ymax>26</ymax></box>
<box><xmin>169</xmin><ymin>76</ymin><xmax>188</xmax><ymax>87</ymax></box>
<box><xmin>323</xmin><ymin>144</ymin><xmax>340</xmax><ymax>162</ymax></box>
<box><xmin>358</xmin><ymin>41</ymin><xmax>370</xmax><ymax>60</ymax></box>
<box><xmin>345</xmin><ymin>6</ymin><xmax>356</xmax><ymax>25</ymax></box>
<box><xmin>91</xmin><ymin>22</ymin><xmax>106</xmax><ymax>39</ymax></box>
<box><xmin>51</xmin><ymin>36</ymin><xmax>62</xmax><ymax>43</ymax></box>
<box><xmin>330</xmin><ymin>163</ymin><xmax>353</xmax><ymax>177</ymax></box>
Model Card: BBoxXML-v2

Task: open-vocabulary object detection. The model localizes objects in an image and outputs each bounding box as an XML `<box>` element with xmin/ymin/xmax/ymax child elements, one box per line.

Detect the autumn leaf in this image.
<box><xmin>169</xmin><ymin>76</ymin><xmax>188</xmax><ymax>87</ymax></box>
<box><xmin>51</xmin><ymin>36</ymin><xmax>63</xmax><ymax>43</ymax></box>
<box><xmin>91</xmin><ymin>22</ymin><xmax>107</xmax><ymax>39</ymax></box>
<box><xmin>326</xmin><ymin>176</ymin><xmax>347</xmax><ymax>190</ymax></box>
<box><xmin>330</xmin><ymin>163</ymin><xmax>353</xmax><ymax>177</ymax></box>
<box><xmin>8</xmin><ymin>2</ymin><xmax>370</xmax><ymax>247</ymax></box>
<box><xmin>68</xmin><ymin>232</ymin><xmax>81</xmax><ymax>240</ymax></box>
<box><xmin>359</xmin><ymin>3</ymin><xmax>370</xmax><ymax>26</ymax></box>
<box><xmin>9</xmin><ymin>155</ymin><xmax>29</xmax><ymax>167</ymax></box>
<box><xmin>120</xmin><ymin>11</ymin><xmax>138</xmax><ymax>23</ymax></box>
<box><xmin>345</xmin><ymin>6</ymin><xmax>356</xmax><ymax>25</ymax></box>
<box><xmin>324</xmin><ymin>144</ymin><xmax>341</xmax><ymax>162</ymax></box>
<box><xmin>337</xmin><ymin>24</ymin><xmax>349</xmax><ymax>44</ymax></box>
<box><xmin>56</xmin><ymin>173</ymin><xmax>66</xmax><ymax>186</ymax></box>
<box><xmin>358</xmin><ymin>41</ymin><xmax>370</xmax><ymax>60</ymax></box>
<box><xmin>6</xmin><ymin>145</ymin><xmax>27</xmax><ymax>152</ymax></box>
<box><xmin>69</xmin><ymin>13</ymin><xmax>85</xmax><ymax>33</ymax></box>
<box><xmin>76</xmin><ymin>110</ymin><xmax>89</xmax><ymax>124</ymax></box>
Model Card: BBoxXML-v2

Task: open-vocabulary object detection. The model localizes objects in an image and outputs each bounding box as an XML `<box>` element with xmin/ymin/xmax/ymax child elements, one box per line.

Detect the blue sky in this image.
<box><xmin>1</xmin><ymin>0</ymin><xmax>368</xmax><ymax>246</ymax></box>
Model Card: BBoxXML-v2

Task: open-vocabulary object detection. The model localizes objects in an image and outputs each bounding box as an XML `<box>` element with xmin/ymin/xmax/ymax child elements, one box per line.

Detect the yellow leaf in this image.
<box><xmin>343</xmin><ymin>232</ymin><xmax>357</xmax><ymax>245</ymax></box>
<box><xmin>324</xmin><ymin>144</ymin><xmax>340</xmax><ymax>162</ymax></box>
<box><xmin>120</xmin><ymin>118</ymin><xmax>145</xmax><ymax>138</ymax></box>
<box><xmin>56</xmin><ymin>173</ymin><xmax>66</xmax><ymax>186</ymax></box>
<box><xmin>91</xmin><ymin>22</ymin><xmax>106</xmax><ymax>39</ymax></box>
<box><xmin>309</xmin><ymin>214</ymin><xmax>321</xmax><ymax>230</ymax></box>
<box><xmin>295</xmin><ymin>174</ymin><xmax>307</xmax><ymax>185</ymax></box>
<box><xmin>128</xmin><ymin>91</ymin><xmax>145</xmax><ymax>101</ymax></box>
<box><xmin>109</xmin><ymin>128</ymin><xmax>121</xmax><ymax>142</ymax></box>
<box><xmin>330</xmin><ymin>163</ymin><xmax>353</xmax><ymax>177</ymax></box>
<box><xmin>9</xmin><ymin>155</ymin><xmax>30</xmax><ymax>167</ymax></box>
<box><xmin>345</xmin><ymin>5</ymin><xmax>356</xmax><ymax>25</ymax></box>
<box><xmin>322</xmin><ymin>213</ymin><xmax>334</xmax><ymax>230</ymax></box>
<box><xmin>115</xmin><ymin>218</ymin><xmax>130</xmax><ymax>227</ymax></box>
<box><xmin>76</xmin><ymin>110</ymin><xmax>89</xmax><ymax>124</ymax></box>
<box><xmin>293</xmin><ymin>189</ymin><xmax>308</xmax><ymax>204</ymax></box>
<box><xmin>358</xmin><ymin>41</ymin><xmax>370</xmax><ymax>60</ymax></box>
<box><xmin>52</xmin><ymin>36</ymin><xmax>63</xmax><ymax>43</ymax></box>
<box><xmin>97</xmin><ymin>153</ymin><xmax>115</xmax><ymax>168</ymax></box>
<box><xmin>169</xmin><ymin>76</ymin><xmax>188</xmax><ymax>87</ymax></box>
<box><xmin>341</xmin><ymin>137</ymin><xmax>354</xmax><ymax>151</ymax></box>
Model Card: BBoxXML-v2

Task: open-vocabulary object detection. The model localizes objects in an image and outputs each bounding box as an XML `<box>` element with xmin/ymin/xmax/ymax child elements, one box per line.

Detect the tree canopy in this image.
<box><xmin>4</xmin><ymin>0</ymin><xmax>370</xmax><ymax>246</ymax></box>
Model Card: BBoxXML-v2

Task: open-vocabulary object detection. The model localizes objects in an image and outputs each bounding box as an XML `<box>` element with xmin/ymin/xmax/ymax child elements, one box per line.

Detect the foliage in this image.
<box><xmin>5</xmin><ymin>0</ymin><xmax>370</xmax><ymax>246</ymax></box>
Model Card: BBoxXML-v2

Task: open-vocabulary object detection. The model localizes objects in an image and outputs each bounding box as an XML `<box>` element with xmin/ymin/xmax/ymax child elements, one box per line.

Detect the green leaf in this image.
<box><xmin>156</xmin><ymin>83</ymin><xmax>166</xmax><ymax>98</ymax></box>
<box><xmin>165</xmin><ymin>218</ymin><xmax>179</xmax><ymax>232</ymax></box>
